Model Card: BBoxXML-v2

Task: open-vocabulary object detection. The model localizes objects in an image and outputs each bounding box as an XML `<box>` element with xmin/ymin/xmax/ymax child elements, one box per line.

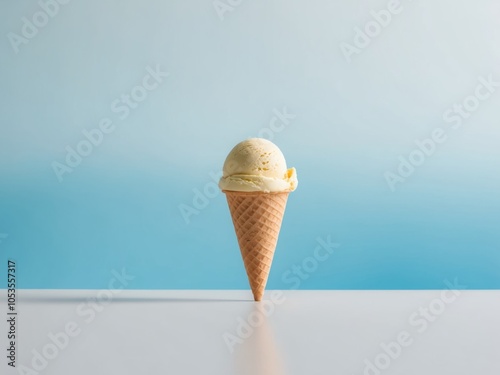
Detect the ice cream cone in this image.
<box><xmin>224</xmin><ymin>190</ymin><xmax>289</xmax><ymax>301</ymax></box>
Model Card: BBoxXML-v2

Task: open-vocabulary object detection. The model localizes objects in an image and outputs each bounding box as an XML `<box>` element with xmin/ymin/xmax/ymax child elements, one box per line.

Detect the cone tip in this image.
<box><xmin>253</xmin><ymin>292</ymin><xmax>263</xmax><ymax>301</ymax></box>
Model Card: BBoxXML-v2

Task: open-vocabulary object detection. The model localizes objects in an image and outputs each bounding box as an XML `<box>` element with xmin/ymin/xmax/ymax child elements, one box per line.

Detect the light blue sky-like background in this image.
<box><xmin>0</xmin><ymin>0</ymin><xmax>499</xmax><ymax>290</ymax></box>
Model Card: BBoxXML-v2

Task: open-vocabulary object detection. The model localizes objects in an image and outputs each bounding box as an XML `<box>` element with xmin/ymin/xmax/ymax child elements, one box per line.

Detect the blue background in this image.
<box><xmin>1</xmin><ymin>0</ymin><xmax>499</xmax><ymax>290</ymax></box>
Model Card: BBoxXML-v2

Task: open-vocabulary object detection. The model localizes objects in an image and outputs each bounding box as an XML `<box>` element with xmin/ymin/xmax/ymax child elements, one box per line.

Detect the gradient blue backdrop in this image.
<box><xmin>1</xmin><ymin>0</ymin><xmax>499</xmax><ymax>290</ymax></box>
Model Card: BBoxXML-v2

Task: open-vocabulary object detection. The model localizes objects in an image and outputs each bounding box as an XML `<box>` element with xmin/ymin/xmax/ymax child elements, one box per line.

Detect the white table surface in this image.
<box><xmin>2</xmin><ymin>289</ymin><xmax>499</xmax><ymax>375</ymax></box>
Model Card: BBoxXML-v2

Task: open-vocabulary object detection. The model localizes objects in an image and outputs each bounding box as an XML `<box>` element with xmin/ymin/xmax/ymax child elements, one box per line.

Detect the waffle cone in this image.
<box><xmin>224</xmin><ymin>190</ymin><xmax>289</xmax><ymax>301</ymax></box>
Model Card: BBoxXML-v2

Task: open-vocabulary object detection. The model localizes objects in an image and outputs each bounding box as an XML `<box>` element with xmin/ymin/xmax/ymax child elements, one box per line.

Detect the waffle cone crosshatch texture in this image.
<box><xmin>224</xmin><ymin>191</ymin><xmax>289</xmax><ymax>301</ymax></box>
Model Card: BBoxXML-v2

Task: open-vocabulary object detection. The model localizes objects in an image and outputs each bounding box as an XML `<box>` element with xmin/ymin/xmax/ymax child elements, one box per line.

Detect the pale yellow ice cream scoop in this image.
<box><xmin>219</xmin><ymin>138</ymin><xmax>298</xmax><ymax>193</ymax></box>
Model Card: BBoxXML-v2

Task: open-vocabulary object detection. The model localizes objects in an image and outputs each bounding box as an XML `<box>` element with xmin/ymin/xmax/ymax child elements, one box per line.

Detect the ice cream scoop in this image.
<box><xmin>219</xmin><ymin>138</ymin><xmax>297</xmax><ymax>301</ymax></box>
<box><xmin>219</xmin><ymin>138</ymin><xmax>298</xmax><ymax>193</ymax></box>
